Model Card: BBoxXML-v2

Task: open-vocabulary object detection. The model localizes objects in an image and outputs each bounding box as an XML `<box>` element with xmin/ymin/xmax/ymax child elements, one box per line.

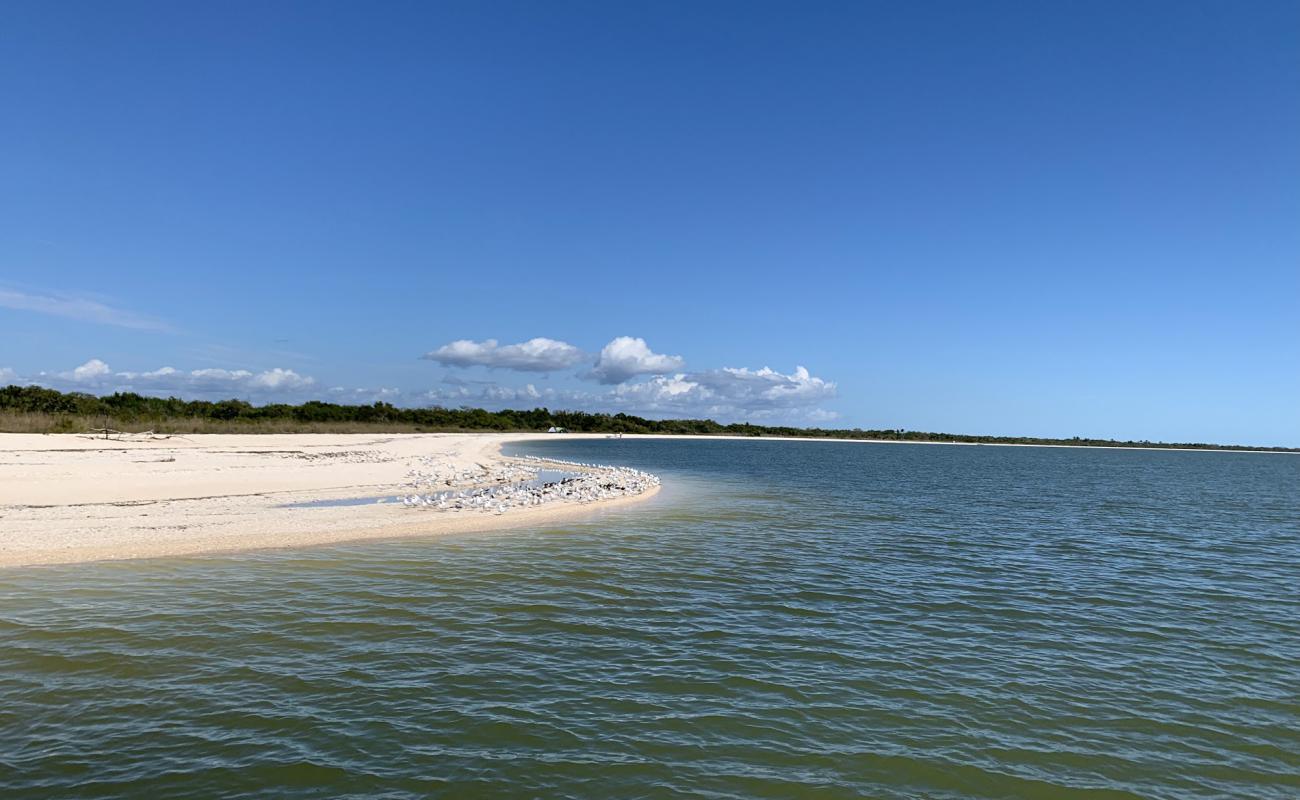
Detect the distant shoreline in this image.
<box><xmin>2</xmin><ymin>385</ymin><xmax>1293</xmax><ymax>453</ymax></box>
<box><xmin>3</xmin><ymin>417</ymin><xmax>1293</xmax><ymax>455</ymax></box>
<box><xmin>615</xmin><ymin>433</ymin><xmax>1299</xmax><ymax>455</ymax></box>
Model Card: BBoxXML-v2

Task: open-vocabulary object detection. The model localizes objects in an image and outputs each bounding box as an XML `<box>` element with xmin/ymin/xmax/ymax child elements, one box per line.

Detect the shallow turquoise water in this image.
<box><xmin>2</xmin><ymin>440</ymin><xmax>1297</xmax><ymax>798</ymax></box>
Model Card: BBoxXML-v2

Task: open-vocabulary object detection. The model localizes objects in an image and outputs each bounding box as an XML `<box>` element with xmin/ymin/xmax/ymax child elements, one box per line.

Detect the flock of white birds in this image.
<box><xmin>399</xmin><ymin>455</ymin><xmax>660</xmax><ymax>514</ymax></box>
<box><xmin>402</xmin><ymin>458</ymin><xmax>539</xmax><ymax>489</ymax></box>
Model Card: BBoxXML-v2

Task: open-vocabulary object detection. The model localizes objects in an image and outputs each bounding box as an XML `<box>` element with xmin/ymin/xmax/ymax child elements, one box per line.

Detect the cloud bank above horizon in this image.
<box><xmin>413</xmin><ymin>333</ymin><xmax>833</xmax><ymax>419</ymax></box>
<box><xmin>3</xmin><ymin>344</ymin><xmax>839</xmax><ymax>423</ymax></box>
<box><xmin>8</xmin><ymin>359</ymin><xmax>317</xmax><ymax>399</ymax></box>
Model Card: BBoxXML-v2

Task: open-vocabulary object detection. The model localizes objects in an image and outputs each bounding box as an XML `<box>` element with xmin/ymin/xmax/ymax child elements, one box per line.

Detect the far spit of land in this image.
<box><xmin>1</xmin><ymin>385</ymin><xmax>1294</xmax><ymax>453</ymax></box>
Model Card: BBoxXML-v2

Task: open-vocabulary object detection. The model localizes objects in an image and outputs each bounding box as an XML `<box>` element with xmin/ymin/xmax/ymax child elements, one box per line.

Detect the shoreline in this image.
<box><xmin>3</xmin><ymin>427</ymin><xmax>1286</xmax><ymax>569</ymax></box>
<box><xmin>617</xmin><ymin>433</ymin><xmax>1298</xmax><ymax>455</ymax></box>
<box><xmin>0</xmin><ymin>433</ymin><xmax>659</xmax><ymax>569</ymax></box>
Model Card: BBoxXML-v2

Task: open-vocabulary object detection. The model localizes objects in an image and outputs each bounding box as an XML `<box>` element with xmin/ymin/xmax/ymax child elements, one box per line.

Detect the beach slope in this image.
<box><xmin>0</xmin><ymin>433</ymin><xmax>656</xmax><ymax>568</ymax></box>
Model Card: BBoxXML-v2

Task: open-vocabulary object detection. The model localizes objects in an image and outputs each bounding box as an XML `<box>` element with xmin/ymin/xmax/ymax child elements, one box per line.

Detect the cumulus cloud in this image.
<box><xmin>586</xmin><ymin>337</ymin><xmax>685</xmax><ymax>384</ymax></box>
<box><xmin>70</xmin><ymin>358</ymin><xmax>112</xmax><ymax>381</ymax></box>
<box><xmin>691</xmin><ymin>365</ymin><xmax>836</xmax><ymax>410</ymax></box>
<box><xmin>0</xmin><ymin>367</ymin><xmax>16</xmax><ymax>384</ymax></box>
<box><xmin>601</xmin><ymin>365</ymin><xmax>833</xmax><ymax>420</ymax></box>
<box><xmin>0</xmin><ymin>288</ymin><xmax>173</xmax><ymax>331</ymax></box>
<box><xmin>249</xmin><ymin>367</ymin><xmax>314</xmax><ymax>390</ymax></box>
<box><xmin>609</xmin><ymin>373</ymin><xmax>699</xmax><ymax>404</ymax></box>
<box><xmin>423</xmin><ymin>337</ymin><xmax>584</xmax><ymax>371</ymax></box>
<box><xmin>420</xmin><ymin>334</ymin><xmax>683</xmax><ymax>384</ymax></box>
<box><xmin>420</xmin><ymin>364</ymin><xmax>837</xmax><ymax>424</ymax></box>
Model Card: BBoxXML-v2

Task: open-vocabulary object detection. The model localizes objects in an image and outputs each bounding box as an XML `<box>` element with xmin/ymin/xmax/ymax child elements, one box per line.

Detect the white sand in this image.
<box><xmin>0</xmin><ymin>433</ymin><xmax>658</xmax><ymax>568</ymax></box>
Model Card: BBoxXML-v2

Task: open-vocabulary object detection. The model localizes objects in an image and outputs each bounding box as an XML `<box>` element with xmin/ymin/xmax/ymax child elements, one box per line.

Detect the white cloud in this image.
<box><xmin>146</xmin><ymin>367</ymin><xmax>179</xmax><ymax>377</ymax></box>
<box><xmin>423</xmin><ymin>385</ymin><xmax>471</xmax><ymax>402</ymax></box>
<box><xmin>249</xmin><ymin>367</ymin><xmax>314</xmax><ymax>390</ymax></box>
<box><xmin>185</xmin><ymin>367</ymin><xmax>313</xmax><ymax>393</ymax></box>
<box><xmin>420</xmin><ymin>363</ymin><xmax>837</xmax><ymax>424</ymax></box>
<box><xmin>423</xmin><ymin>337</ymin><xmax>584</xmax><ymax>371</ymax></box>
<box><xmin>420</xmin><ymin>334</ymin><xmax>684</xmax><ymax>384</ymax></box>
<box><xmin>0</xmin><ymin>288</ymin><xmax>173</xmax><ymax>331</ymax></box>
<box><xmin>31</xmin><ymin>360</ymin><xmax>316</xmax><ymax>399</ymax></box>
<box><xmin>0</xmin><ymin>367</ymin><xmax>16</xmax><ymax>384</ymax></box>
<box><xmin>692</xmin><ymin>365</ymin><xmax>836</xmax><ymax>409</ymax></box>
<box><xmin>483</xmin><ymin>383</ymin><xmax>543</xmax><ymax>402</ymax></box>
<box><xmin>71</xmin><ymin>358</ymin><xmax>112</xmax><ymax>382</ymax></box>
<box><xmin>586</xmin><ymin>336</ymin><xmax>685</xmax><ymax>384</ymax></box>
<box><xmin>609</xmin><ymin>373</ymin><xmax>699</xmax><ymax>404</ymax></box>
<box><xmin>188</xmin><ymin>368</ymin><xmax>254</xmax><ymax>386</ymax></box>
<box><xmin>604</xmin><ymin>366</ymin><xmax>835</xmax><ymax>421</ymax></box>
<box><xmin>424</xmin><ymin>382</ymin><xmax>557</xmax><ymax>405</ymax></box>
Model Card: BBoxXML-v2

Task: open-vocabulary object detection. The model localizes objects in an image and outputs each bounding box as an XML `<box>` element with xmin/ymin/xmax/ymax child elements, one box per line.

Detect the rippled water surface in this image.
<box><xmin>3</xmin><ymin>440</ymin><xmax>1298</xmax><ymax>798</ymax></box>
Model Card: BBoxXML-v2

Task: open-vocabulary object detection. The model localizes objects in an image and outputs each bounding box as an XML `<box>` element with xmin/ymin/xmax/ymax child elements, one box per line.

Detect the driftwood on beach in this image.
<box><xmin>80</xmin><ymin>427</ymin><xmax>177</xmax><ymax>442</ymax></box>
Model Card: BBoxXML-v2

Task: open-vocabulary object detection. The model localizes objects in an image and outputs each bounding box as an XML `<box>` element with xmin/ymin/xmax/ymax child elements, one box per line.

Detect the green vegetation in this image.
<box><xmin>0</xmin><ymin>384</ymin><xmax>1292</xmax><ymax>451</ymax></box>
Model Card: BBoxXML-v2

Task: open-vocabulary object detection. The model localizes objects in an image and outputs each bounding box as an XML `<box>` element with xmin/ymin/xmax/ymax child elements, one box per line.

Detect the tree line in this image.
<box><xmin>0</xmin><ymin>384</ymin><xmax>1292</xmax><ymax>451</ymax></box>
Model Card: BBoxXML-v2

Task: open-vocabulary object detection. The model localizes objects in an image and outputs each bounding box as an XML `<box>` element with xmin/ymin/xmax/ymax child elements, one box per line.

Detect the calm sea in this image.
<box><xmin>2</xmin><ymin>439</ymin><xmax>1297</xmax><ymax>798</ymax></box>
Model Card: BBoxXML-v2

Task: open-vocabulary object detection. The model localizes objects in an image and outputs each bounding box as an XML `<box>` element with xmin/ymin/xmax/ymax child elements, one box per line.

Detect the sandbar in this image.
<box><xmin>0</xmin><ymin>433</ymin><xmax>658</xmax><ymax>568</ymax></box>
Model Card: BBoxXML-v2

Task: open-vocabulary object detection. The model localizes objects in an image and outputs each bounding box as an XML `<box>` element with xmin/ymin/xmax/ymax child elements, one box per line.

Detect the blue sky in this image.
<box><xmin>2</xmin><ymin>1</ymin><xmax>1297</xmax><ymax>445</ymax></box>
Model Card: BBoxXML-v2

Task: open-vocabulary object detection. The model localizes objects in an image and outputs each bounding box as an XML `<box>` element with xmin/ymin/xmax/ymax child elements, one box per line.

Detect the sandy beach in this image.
<box><xmin>0</xmin><ymin>433</ymin><xmax>659</xmax><ymax>568</ymax></box>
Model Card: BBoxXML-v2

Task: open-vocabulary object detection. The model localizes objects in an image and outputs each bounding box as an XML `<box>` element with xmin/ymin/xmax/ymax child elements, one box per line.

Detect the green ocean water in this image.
<box><xmin>2</xmin><ymin>439</ymin><xmax>1297</xmax><ymax>798</ymax></box>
